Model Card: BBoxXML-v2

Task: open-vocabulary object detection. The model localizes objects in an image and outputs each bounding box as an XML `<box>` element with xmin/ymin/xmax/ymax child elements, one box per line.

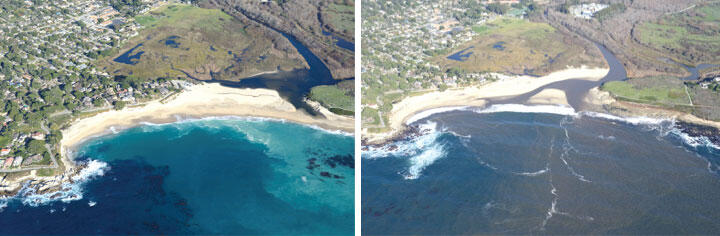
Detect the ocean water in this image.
<box><xmin>0</xmin><ymin>118</ymin><xmax>354</xmax><ymax>235</ymax></box>
<box><xmin>363</xmin><ymin>104</ymin><xmax>720</xmax><ymax>234</ymax></box>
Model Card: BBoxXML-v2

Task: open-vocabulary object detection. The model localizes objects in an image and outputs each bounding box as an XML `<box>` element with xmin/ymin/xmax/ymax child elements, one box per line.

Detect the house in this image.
<box><xmin>23</xmin><ymin>154</ymin><xmax>43</xmax><ymax>165</ymax></box>
<box><xmin>3</xmin><ymin>157</ymin><xmax>14</xmax><ymax>168</ymax></box>
<box><xmin>12</xmin><ymin>156</ymin><xmax>23</xmax><ymax>167</ymax></box>
<box><xmin>31</xmin><ymin>132</ymin><xmax>46</xmax><ymax>140</ymax></box>
<box><xmin>0</xmin><ymin>148</ymin><xmax>10</xmax><ymax>156</ymax></box>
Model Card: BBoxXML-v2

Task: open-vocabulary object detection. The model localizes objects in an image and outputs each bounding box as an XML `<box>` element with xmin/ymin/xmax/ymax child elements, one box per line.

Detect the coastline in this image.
<box><xmin>61</xmin><ymin>83</ymin><xmax>354</xmax><ymax>153</ymax></box>
<box><xmin>362</xmin><ymin>66</ymin><xmax>610</xmax><ymax>144</ymax></box>
<box><xmin>2</xmin><ymin>82</ymin><xmax>353</xmax><ymax>199</ymax></box>
<box><xmin>584</xmin><ymin>87</ymin><xmax>720</xmax><ymax>130</ymax></box>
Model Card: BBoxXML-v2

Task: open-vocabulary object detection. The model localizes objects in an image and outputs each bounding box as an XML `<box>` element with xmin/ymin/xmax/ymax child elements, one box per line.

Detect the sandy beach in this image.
<box><xmin>60</xmin><ymin>83</ymin><xmax>354</xmax><ymax>159</ymax></box>
<box><xmin>363</xmin><ymin>66</ymin><xmax>610</xmax><ymax>143</ymax></box>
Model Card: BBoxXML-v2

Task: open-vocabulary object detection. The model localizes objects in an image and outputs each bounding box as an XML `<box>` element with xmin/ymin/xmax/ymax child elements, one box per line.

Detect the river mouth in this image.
<box><xmin>208</xmin><ymin>32</ymin><xmax>352</xmax><ymax>117</ymax></box>
<box><xmin>488</xmin><ymin>43</ymin><xmax>626</xmax><ymax>110</ymax></box>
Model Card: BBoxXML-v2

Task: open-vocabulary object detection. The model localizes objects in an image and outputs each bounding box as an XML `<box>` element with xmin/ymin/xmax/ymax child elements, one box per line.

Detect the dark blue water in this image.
<box><xmin>113</xmin><ymin>43</ymin><xmax>145</xmax><ymax>65</ymax></box>
<box><xmin>161</xmin><ymin>36</ymin><xmax>181</xmax><ymax>48</ymax></box>
<box><xmin>363</xmin><ymin>106</ymin><xmax>720</xmax><ymax>234</ymax></box>
<box><xmin>447</xmin><ymin>46</ymin><xmax>474</xmax><ymax>62</ymax></box>
<box><xmin>492</xmin><ymin>41</ymin><xmax>506</xmax><ymax>50</ymax></box>
<box><xmin>0</xmin><ymin>118</ymin><xmax>354</xmax><ymax>235</ymax></box>
<box><xmin>322</xmin><ymin>30</ymin><xmax>355</xmax><ymax>51</ymax></box>
<box><xmin>680</xmin><ymin>63</ymin><xmax>720</xmax><ymax>81</ymax></box>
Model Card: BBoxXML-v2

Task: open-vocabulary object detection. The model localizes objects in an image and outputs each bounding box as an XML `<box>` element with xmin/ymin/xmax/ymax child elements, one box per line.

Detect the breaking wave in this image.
<box><xmin>405</xmin><ymin>104</ymin><xmax>717</xmax><ymax>151</ymax></box>
<box><xmin>12</xmin><ymin>160</ymin><xmax>109</xmax><ymax>207</ymax></box>
<box><xmin>406</xmin><ymin>106</ymin><xmax>470</xmax><ymax>125</ymax></box>
<box><xmin>512</xmin><ymin>167</ymin><xmax>550</xmax><ymax>177</ymax></box>
<box><xmin>364</xmin><ymin>121</ymin><xmax>453</xmax><ymax>179</ymax></box>
<box><xmin>472</xmin><ymin>104</ymin><xmax>577</xmax><ymax>117</ymax></box>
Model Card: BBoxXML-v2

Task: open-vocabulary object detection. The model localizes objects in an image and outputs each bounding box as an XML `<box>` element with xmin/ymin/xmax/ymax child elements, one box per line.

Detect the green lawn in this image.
<box><xmin>323</xmin><ymin>3</ymin><xmax>354</xmax><ymax>36</ymax></box>
<box><xmin>309</xmin><ymin>84</ymin><xmax>354</xmax><ymax>115</ymax></box>
<box><xmin>601</xmin><ymin>76</ymin><xmax>691</xmax><ymax>105</ymax></box>
<box><xmin>635</xmin><ymin>2</ymin><xmax>720</xmax><ymax>65</ymax></box>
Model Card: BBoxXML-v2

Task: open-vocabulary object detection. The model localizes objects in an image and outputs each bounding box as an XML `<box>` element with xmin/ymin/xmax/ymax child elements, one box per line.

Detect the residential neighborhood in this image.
<box><xmin>0</xmin><ymin>0</ymin><xmax>188</xmax><ymax>172</ymax></box>
<box><xmin>361</xmin><ymin>0</ymin><xmax>534</xmax><ymax>127</ymax></box>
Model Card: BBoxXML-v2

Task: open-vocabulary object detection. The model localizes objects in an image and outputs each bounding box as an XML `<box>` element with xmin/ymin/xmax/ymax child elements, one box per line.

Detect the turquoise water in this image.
<box><xmin>0</xmin><ymin>118</ymin><xmax>354</xmax><ymax>235</ymax></box>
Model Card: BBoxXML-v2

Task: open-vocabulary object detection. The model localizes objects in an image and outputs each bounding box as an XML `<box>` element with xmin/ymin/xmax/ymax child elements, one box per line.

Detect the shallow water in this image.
<box><xmin>322</xmin><ymin>30</ymin><xmax>355</xmax><ymax>51</ymax></box>
<box><xmin>113</xmin><ymin>43</ymin><xmax>145</xmax><ymax>65</ymax></box>
<box><xmin>447</xmin><ymin>46</ymin><xmax>474</xmax><ymax>62</ymax></box>
<box><xmin>363</xmin><ymin>105</ymin><xmax>720</xmax><ymax>234</ymax></box>
<box><xmin>0</xmin><ymin>118</ymin><xmax>354</xmax><ymax>235</ymax></box>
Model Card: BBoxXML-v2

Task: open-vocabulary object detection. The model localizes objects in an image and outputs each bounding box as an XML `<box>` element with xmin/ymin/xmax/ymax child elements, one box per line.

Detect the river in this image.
<box><xmin>490</xmin><ymin>43</ymin><xmax>626</xmax><ymax>110</ymax></box>
<box><xmin>210</xmin><ymin>32</ymin><xmax>352</xmax><ymax>116</ymax></box>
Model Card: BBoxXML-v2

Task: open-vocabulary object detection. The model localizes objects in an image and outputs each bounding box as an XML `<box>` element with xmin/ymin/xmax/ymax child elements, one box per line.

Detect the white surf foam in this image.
<box><xmin>404</xmin><ymin>141</ymin><xmax>446</xmax><ymax>180</ymax></box>
<box><xmin>669</xmin><ymin>127</ymin><xmax>720</xmax><ymax>150</ymax></box>
<box><xmin>472</xmin><ymin>104</ymin><xmax>578</xmax><ymax>117</ymax></box>
<box><xmin>0</xmin><ymin>200</ymin><xmax>7</xmax><ymax>212</ymax></box>
<box><xmin>513</xmin><ymin>167</ymin><xmax>550</xmax><ymax>177</ymax></box>
<box><xmin>19</xmin><ymin>160</ymin><xmax>109</xmax><ymax>207</ymax></box>
<box><xmin>406</xmin><ymin>106</ymin><xmax>469</xmax><ymax>125</ymax></box>
<box><xmin>579</xmin><ymin>111</ymin><xmax>668</xmax><ymax>126</ymax></box>
<box><xmin>364</xmin><ymin>121</ymin><xmax>448</xmax><ymax>180</ymax></box>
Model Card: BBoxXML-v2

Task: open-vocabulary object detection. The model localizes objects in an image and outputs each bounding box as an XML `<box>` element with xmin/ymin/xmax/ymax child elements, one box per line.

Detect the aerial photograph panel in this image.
<box><xmin>362</xmin><ymin>0</ymin><xmax>720</xmax><ymax>234</ymax></box>
<box><xmin>0</xmin><ymin>0</ymin><xmax>355</xmax><ymax>234</ymax></box>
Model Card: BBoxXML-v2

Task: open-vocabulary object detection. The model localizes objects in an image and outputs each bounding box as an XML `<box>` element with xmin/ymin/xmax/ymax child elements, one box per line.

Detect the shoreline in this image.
<box><xmin>362</xmin><ymin>66</ymin><xmax>610</xmax><ymax>144</ymax></box>
<box><xmin>61</xmin><ymin>83</ymin><xmax>354</xmax><ymax>154</ymax></box>
<box><xmin>2</xmin><ymin>82</ymin><xmax>353</xmax><ymax>200</ymax></box>
<box><xmin>362</xmin><ymin>78</ymin><xmax>720</xmax><ymax>147</ymax></box>
<box><xmin>584</xmin><ymin>87</ymin><xmax>720</xmax><ymax>131</ymax></box>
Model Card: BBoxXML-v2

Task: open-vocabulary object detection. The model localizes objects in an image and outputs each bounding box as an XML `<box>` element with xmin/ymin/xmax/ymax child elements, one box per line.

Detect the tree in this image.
<box><xmin>486</xmin><ymin>3</ymin><xmax>509</xmax><ymax>15</ymax></box>
<box><xmin>27</xmin><ymin>139</ymin><xmax>46</xmax><ymax>154</ymax></box>
<box><xmin>93</xmin><ymin>98</ymin><xmax>105</xmax><ymax>107</ymax></box>
<box><xmin>114</xmin><ymin>101</ymin><xmax>126</xmax><ymax>110</ymax></box>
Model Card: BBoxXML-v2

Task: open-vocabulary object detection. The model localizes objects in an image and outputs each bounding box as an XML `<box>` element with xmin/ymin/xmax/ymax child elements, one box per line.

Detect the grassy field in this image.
<box><xmin>436</xmin><ymin>18</ymin><xmax>605</xmax><ymax>76</ymax></box>
<box><xmin>594</xmin><ymin>3</ymin><xmax>626</xmax><ymax>22</ymax></box>
<box><xmin>635</xmin><ymin>2</ymin><xmax>720</xmax><ymax>66</ymax></box>
<box><xmin>99</xmin><ymin>4</ymin><xmax>304</xmax><ymax>81</ymax></box>
<box><xmin>601</xmin><ymin>76</ymin><xmax>691</xmax><ymax>105</ymax></box>
<box><xmin>309</xmin><ymin>79</ymin><xmax>354</xmax><ymax>115</ymax></box>
<box><xmin>602</xmin><ymin>76</ymin><xmax>720</xmax><ymax>120</ymax></box>
<box><xmin>322</xmin><ymin>3</ymin><xmax>354</xmax><ymax>36</ymax></box>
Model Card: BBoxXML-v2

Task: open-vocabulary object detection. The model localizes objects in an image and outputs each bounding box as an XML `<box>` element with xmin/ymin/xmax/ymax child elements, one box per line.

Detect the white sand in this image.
<box><xmin>364</xmin><ymin>66</ymin><xmax>609</xmax><ymax>143</ymax></box>
<box><xmin>60</xmin><ymin>83</ymin><xmax>354</xmax><ymax>159</ymax></box>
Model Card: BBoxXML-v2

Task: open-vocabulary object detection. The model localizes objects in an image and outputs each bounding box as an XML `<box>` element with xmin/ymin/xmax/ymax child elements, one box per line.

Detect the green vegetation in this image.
<box><xmin>322</xmin><ymin>2</ymin><xmax>354</xmax><ymax>36</ymax></box>
<box><xmin>437</xmin><ymin>18</ymin><xmax>604</xmax><ymax>75</ymax></box>
<box><xmin>602</xmin><ymin>76</ymin><xmax>691</xmax><ymax>105</ymax></box>
<box><xmin>100</xmin><ymin>4</ymin><xmax>304</xmax><ymax>81</ymax></box>
<box><xmin>602</xmin><ymin>76</ymin><xmax>720</xmax><ymax>121</ymax></box>
<box><xmin>635</xmin><ymin>2</ymin><xmax>720</xmax><ymax>65</ymax></box>
<box><xmin>309</xmin><ymin>79</ymin><xmax>354</xmax><ymax>115</ymax></box>
<box><xmin>594</xmin><ymin>3</ymin><xmax>626</xmax><ymax>22</ymax></box>
<box><xmin>109</xmin><ymin>0</ymin><xmax>145</xmax><ymax>16</ymax></box>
